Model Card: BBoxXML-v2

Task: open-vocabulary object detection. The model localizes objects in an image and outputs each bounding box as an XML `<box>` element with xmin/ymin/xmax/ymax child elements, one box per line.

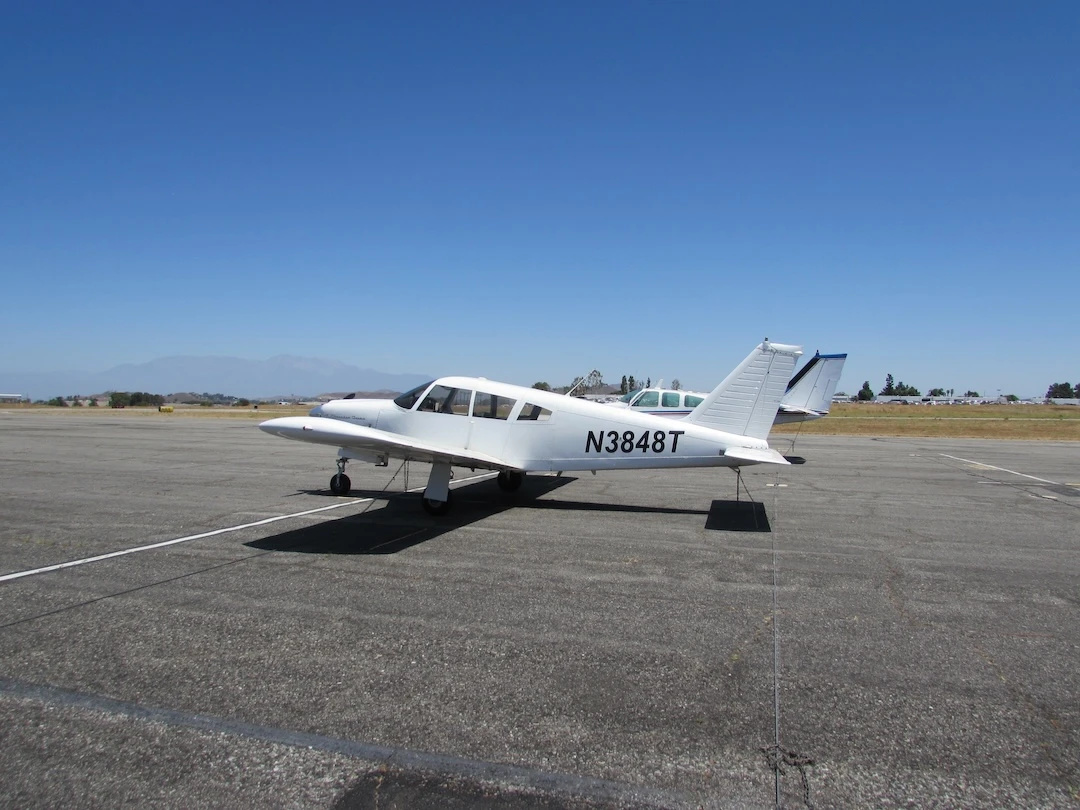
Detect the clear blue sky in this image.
<box><xmin>2</xmin><ymin>2</ymin><xmax>1077</xmax><ymax>396</ymax></box>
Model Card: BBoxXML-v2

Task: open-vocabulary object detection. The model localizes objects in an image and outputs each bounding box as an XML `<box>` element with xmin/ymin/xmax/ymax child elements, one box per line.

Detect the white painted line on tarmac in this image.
<box><xmin>939</xmin><ymin>454</ymin><xmax>1063</xmax><ymax>486</ymax></box>
<box><xmin>0</xmin><ymin>471</ymin><xmax>497</xmax><ymax>585</ymax></box>
<box><xmin>0</xmin><ymin>501</ymin><xmax>363</xmax><ymax>584</ymax></box>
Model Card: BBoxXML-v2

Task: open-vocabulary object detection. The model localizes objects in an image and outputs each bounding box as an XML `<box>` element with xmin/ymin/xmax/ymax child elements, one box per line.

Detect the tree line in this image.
<box><xmin>109</xmin><ymin>392</ymin><xmax>165</xmax><ymax>407</ymax></box>
<box><xmin>854</xmin><ymin>374</ymin><xmax>1078</xmax><ymax>401</ymax></box>
<box><xmin>1045</xmin><ymin>382</ymin><xmax>1079</xmax><ymax>398</ymax></box>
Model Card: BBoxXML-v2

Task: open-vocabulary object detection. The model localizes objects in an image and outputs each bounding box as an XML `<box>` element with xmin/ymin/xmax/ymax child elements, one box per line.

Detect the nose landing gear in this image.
<box><xmin>330</xmin><ymin>458</ymin><xmax>351</xmax><ymax>495</ymax></box>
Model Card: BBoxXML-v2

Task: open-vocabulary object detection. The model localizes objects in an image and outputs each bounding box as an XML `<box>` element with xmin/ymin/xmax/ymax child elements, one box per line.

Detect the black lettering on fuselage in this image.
<box><xmin>583</xmin><ymin>429</ymin><xmax>688</xmax><ymax>454</ymax></box>
<box><xmin>669</xmin><ymin>430</ymin><xmax>684</xmax><ymax>451</ymax></box>
<box><xmin>585</xmin><ymin>430</ymin><xmax>603</xmax><ymax>453</ymax></box>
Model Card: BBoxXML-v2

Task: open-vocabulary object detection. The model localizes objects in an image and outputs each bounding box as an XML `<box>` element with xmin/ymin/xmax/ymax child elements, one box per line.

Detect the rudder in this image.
<box><xmin>783</xmin><ymin>352</ymin><xmax>847</xmax><ymax>414</ymax></box>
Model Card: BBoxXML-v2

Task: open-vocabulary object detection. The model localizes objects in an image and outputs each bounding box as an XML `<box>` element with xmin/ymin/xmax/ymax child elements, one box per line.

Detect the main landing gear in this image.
<box><xmin>421</xmin><ymin>490</ymin><xmax>453</xmax><ymax>516</ymax></box>
<box><xmin>330</xmin><ymin>458</ymin><xmax>351</xmax><ymax>495</ymax></box>
<box><xmin>496</xmin><ymin>471</ymin><xmax>523</xmax><ymax>492</ymax></box>
<box><xmin>420</xmin><ymin>461</ymin><xmax>454</xmax><ymax>516</ymax></box>
<box><xmin>325</xmin><ymin>458</ymin><xmax>523</xmax><ymax>516</ymax></box>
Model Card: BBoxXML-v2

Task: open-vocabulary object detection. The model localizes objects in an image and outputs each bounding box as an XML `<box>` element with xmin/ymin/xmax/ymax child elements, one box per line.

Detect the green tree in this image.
<box><xmin>879</xmin><ymin>374</ymin><xmax>896</xmax><ymax>396</ymax></box>
<box><xmin>964</xmin><ymin>390</ymin><xmax>980</xmax><ymax>398</ymax></box>
<box><xmin>129</xmin><ymin>391</ymin><xmax>162</xmax><ymax>407</ymax></box>
<box><xmin>857</xmin><ymin>381</ymin><xmax>874</xmax><ymax>401</ymax></box>
<box><xmin>645</xmin><ymin>377</ymin><xmax>652</xmax><ymax>388</ymax></box>
<box><xmin>671</xmin><ymin>379</ymin><xmax>681</xmax><ymax>390</ymax></box>
<box><xmin>928</xmin><ymin>388</ymin><xmax>946</xmax><ymax>397</ymax></box>
<box><xmin>1005</xmin><ymin>394</ymin><xmax>1019</xmax><ymax>402</ymax></box>
<box><xmin>619</xmin><ymin>375</ymin><xmax>628</xmax><ymax>395</ymax></box>
<box><xmin>1046</xmin><ymin>382</ymin><xmax>1075</xmax><ymax>398</ymax></box>
<box><xmin>88</xmin><ymin>398</ymin><xmax>98</xmax><ymax>407</ymax></box>
<box><xmin>627</xmin><ymin>376</ymin><xmax>637</xmax><ymax>392</ymax></box>
<box><xmin>47</xmin><ymin>396</ymin><xmax>67</xmax><ymax>407</ymax></box>
<box><xmin>109</xmin><ymin>392</ymin><xmax>130</xmax><ymax>408</ymax></box>
<box><xmin>894</xmin><ymin>381</ymin><xmax>921</xmax><ymax>396</ymax></box>
<box><xmin>532</xmin><ymin>382</ymin><xmax>551</xmax><ymax>391</ymax></box>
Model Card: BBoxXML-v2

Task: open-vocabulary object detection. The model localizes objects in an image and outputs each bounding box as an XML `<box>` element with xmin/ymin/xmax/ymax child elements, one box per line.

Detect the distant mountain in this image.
<box><xmin>0</xmin><ymin>355</ymin><xmax>432</xmax><ymax>401</ymax></box>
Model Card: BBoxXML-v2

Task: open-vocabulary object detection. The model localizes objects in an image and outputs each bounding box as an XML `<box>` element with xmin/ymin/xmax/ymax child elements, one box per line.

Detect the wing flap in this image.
<box><xmin>259</xmin><ymin>417</ymin><xmax>512</xmax><ymax>470</ymax></box>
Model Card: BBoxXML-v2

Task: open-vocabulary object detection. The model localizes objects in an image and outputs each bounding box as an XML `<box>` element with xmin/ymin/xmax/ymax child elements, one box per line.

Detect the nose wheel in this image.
<box><xmin>330</xmin><ymin>458</ymin><xmax>351</xmax><ymax>495</ymax></box>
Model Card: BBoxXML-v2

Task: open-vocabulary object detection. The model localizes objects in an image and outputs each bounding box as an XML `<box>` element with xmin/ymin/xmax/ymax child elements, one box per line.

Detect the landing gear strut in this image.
<box><xmin>420</xmin><ymin>461</ymin><xmax>453</xmax><ymax>516</ymax></box>
<box><xmin>496</xmin><ymin>471</ymin><xmax>523</xmax><ymax>492</ymax></box>
<box><xmin>330</xmin><ymin>458</ymin><xmax>351</xmax><ymax>495</ymax></box>
<box><xmin>421</xmin><ymin>490</ymin><xmax>453</xmax><ymax>516</ymax></box>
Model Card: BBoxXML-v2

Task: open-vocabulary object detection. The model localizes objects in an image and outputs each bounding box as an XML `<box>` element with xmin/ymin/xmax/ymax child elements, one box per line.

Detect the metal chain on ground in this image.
<box><xmin>760</xmin><ymin>744</ymin><xmax>816</xmax><ymax>809</ymax></box>
<box><xmin>759</xmin><ymin>459</ymin><xmax>816</xmax><ymax>809</ymax></box>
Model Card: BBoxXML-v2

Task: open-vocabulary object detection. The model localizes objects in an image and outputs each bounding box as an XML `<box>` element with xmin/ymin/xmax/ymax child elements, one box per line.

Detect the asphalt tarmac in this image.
<box><xmin>0</xmin><ymin>412</ymin><xmax>1077</xmax><ymax>808</ymax></box>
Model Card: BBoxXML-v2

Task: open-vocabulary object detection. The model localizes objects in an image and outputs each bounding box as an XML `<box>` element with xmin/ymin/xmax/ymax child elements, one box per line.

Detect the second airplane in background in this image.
<box><xmin>608</xmin><ymin>351</ymin><xmax>847</xmax><ymax>425</ymax></box>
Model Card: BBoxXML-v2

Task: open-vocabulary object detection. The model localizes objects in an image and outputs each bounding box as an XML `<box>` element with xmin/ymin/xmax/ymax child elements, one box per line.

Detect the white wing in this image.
<box><xmin>259</xmin><ymin>417</ymin><xmax>516</xmax><ymax>471</ymax></box>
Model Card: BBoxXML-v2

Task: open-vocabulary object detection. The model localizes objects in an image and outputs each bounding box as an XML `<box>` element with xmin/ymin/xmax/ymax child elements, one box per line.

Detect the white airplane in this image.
<box><xmin>609</xmin><ymin>351</ymin><xmax>847</xmax><ymax>425</ymax></box>
<box><xmin>259</xmin><ymin>340</ymin><xmax>802</xmax><ymax>515</ymax></box>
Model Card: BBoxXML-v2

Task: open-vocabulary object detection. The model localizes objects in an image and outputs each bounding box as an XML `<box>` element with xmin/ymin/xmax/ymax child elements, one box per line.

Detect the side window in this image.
<box><xmin>517</xmin><ymin>403</ymin><xmax>552</xmax><ymax>421</ymax></box>
<box><xmin>448</xmin><ymin>388</ymin><xmax>472</xmax><ymax>415</ymax></box>
<box><xmin>684</xmin><ymin>394</ymin><xmax>704</xmax><ymax>408</ymax></box>
<box><xmin>633</xmin><ymin>391</ymin><xmax>659</xmax><ymax>408</ymax></box>
<box><xmin>418</xmin><ymin>385</ymin><xmax>467</xmax><ymax>414</ymax></box>
<box><xmin>473</xmin><ymin>391</ymin><xmax>517</xmax><ymax>419</ymax></box>
<box><xmin>661</xmin><ymin>392</ymin><xmax>680</xmax><ymax>408</ymax></box>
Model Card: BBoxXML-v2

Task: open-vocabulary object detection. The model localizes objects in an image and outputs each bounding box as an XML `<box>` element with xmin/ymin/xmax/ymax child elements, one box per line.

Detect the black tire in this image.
<box><xmin>421</xmin><ymin>490</ymin><xmax>452</xmax><ymax>516</ymax></box>
<box><xmin>330</xmin><ymin>472</ymin><xmax>351</xmax><ymax>495</ymax></box>
<box><xmin>496</xmin><ymin>471</ymin><xmax>523</xmax><ymax>492</ymax></box>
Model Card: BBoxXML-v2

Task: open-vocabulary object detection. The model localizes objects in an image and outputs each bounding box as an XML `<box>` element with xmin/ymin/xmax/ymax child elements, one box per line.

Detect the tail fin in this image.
<box><xmin>686</xmin><ymin>340</ymin><xmax>802</xmax><ymax>440</ymax></box>
<box><xmin>783</xmin><ymin>352</ymin><xmax>847</xmax><ymax>415</ymax></box>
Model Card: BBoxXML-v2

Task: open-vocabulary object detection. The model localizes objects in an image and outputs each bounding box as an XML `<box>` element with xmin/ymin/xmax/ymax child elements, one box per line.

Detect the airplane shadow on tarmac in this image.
<box><xmin>246</xmin><ymin>475</ymin><xmax>771</xmax><ymax>556</ymax></box>
<box><xmin>705</xmin><ymin>500</ymin><xmax>771</xmax><ymax>532</ymax></box>
<box><xmin>245</xmin><ymin>476</ymin><xmax>577</xmax><ymax>555</ymax></box>
<box><xmin>244</xmin><ymin>475</ymin><xmax>768</xmax><ymax>557</ymax></box>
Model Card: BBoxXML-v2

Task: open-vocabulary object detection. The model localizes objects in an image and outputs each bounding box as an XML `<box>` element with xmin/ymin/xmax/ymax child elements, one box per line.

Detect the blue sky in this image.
<box><xmin>2</xmin><ymin>2</ymin><xmax>1077</xmax><ymax>396</ymax></box>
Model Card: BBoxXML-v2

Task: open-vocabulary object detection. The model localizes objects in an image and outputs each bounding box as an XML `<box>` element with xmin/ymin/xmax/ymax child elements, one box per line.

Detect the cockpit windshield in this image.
<box><xmin>618</xmin><ymin>389</ymin><xmax>643</xmax><ymax>403</ymax></box>
<box><xmin>633</xmin><ymin>390</ymin><xmax>659</xmax><ymax>408</ymax></box>
<box><xmin>393</xmin><ymin>381</ymin><xmax>434</xmax><ymax>410</ymax></box>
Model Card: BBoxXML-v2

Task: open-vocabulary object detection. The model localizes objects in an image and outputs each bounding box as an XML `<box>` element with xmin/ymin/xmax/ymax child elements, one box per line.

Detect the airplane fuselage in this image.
<box><xmin>259</xmin><ymin>340</ymin><xmax>801</xmax><ymax>513</ymax></box>
<box><xmin>301</xmin><ymin>376</ymin><xmax>773</xmax><ymax>473</ymax></box>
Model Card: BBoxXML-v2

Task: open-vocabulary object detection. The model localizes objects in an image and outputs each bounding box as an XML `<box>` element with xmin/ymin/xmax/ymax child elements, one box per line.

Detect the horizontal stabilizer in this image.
<box><xmin>723</xmin><ymin>446</ymin><xmax>791</xmax><ymax>465</ymax></box>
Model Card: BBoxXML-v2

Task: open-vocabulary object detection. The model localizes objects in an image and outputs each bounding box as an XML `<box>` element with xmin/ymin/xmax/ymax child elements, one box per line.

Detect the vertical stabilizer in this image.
<box><xmin>783</xmin><ymin>352</ymin><xmax>847</xmax><ymax>414</ymax></box>
<box><xmin>686</xmin><ymin>341</ymin><xmax>802</xmax><ymax>440</ymax></box>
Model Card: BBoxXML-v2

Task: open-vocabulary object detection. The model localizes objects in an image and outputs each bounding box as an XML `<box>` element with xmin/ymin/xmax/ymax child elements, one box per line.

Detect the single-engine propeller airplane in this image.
<box><xmin>259</xmin><ymin>340</ymin><xmax>802</xmax><ymax>515</ymax></box>
<box><xmin>608</xmin><ymin>351</ymin><xmax>847</xmax><ymax>424</ymax></box>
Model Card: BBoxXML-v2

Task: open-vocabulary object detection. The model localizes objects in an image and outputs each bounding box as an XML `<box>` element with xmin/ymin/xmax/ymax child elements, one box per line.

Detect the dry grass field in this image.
<box><xmin>0</xmin><ymin>403</ymin><xmax>306</xmax><ymax>420</ymax></box>
<box><xmin>772</xmin><ymin>402</ymin><xmax>1080</xmax><ymax>440</ymax></box>
<box><xmin>4</xmin><ymin>401</ymin><xmax>1079</xmax><ymax>439</ymax></box>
